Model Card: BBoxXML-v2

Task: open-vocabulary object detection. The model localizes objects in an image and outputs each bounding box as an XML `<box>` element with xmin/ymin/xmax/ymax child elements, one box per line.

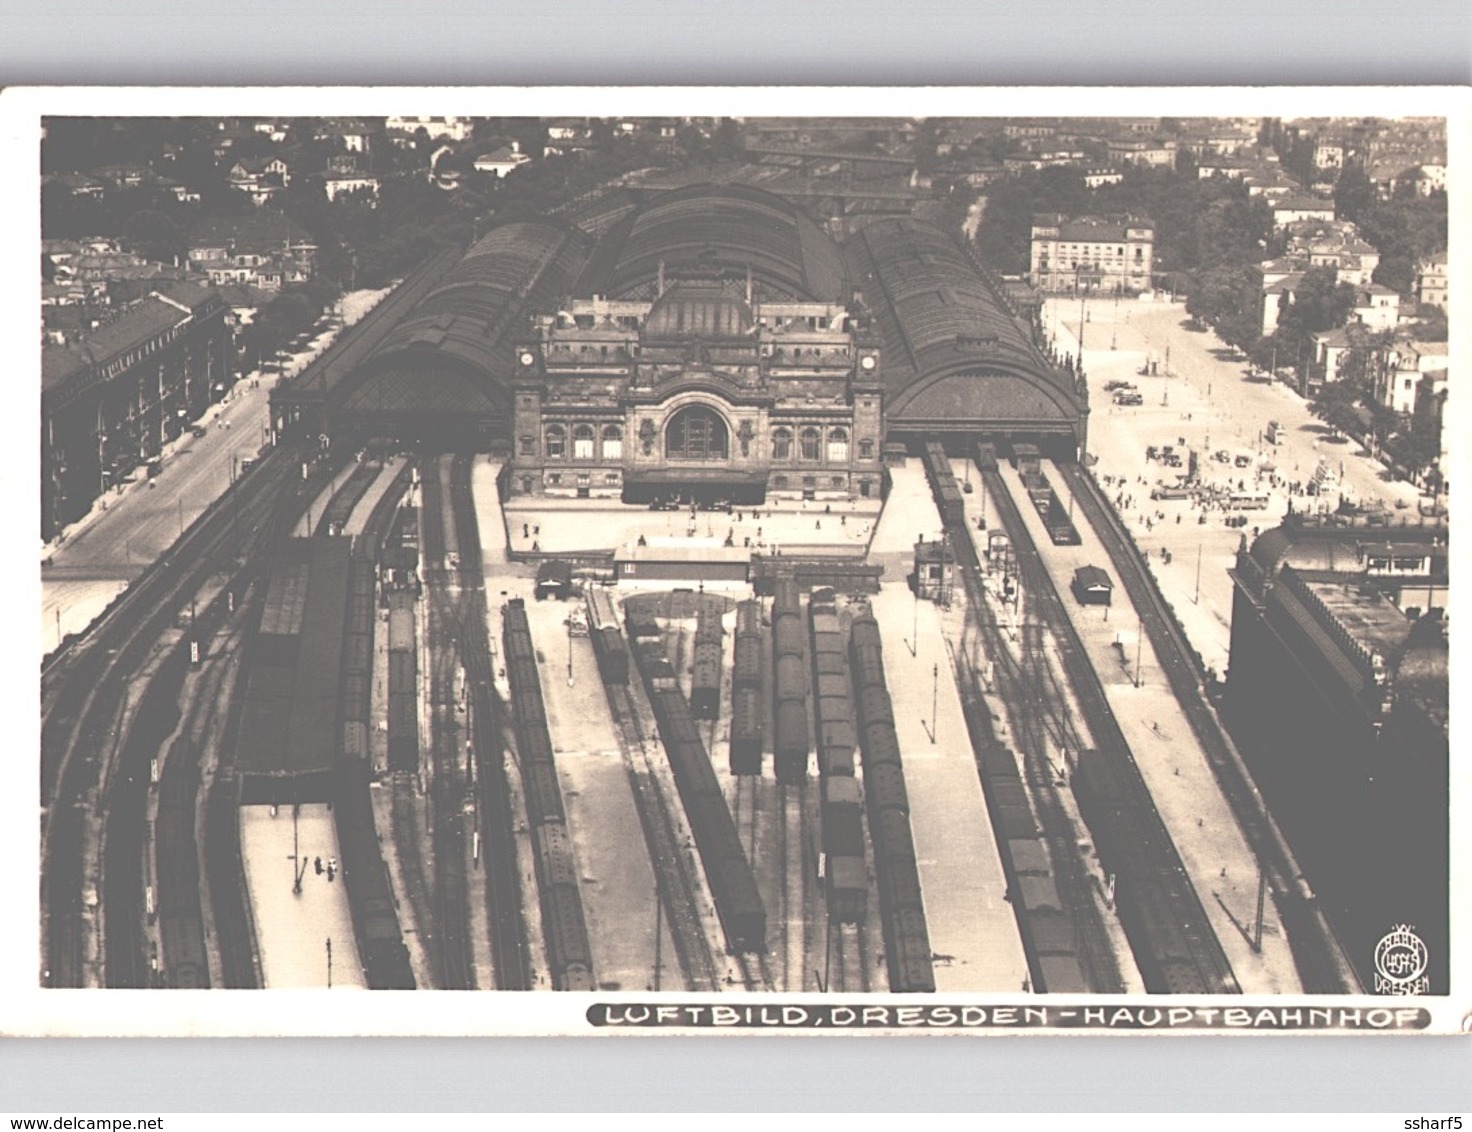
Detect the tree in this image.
<box><xmin>1311</xmin><ymin>377</ymin><xmax>1362</xmax><ymax>438</ymax></box>
<box><xmin>1333</xmin><ymin>161</ymin><xmax>1374</xmax><ymax>222</ymax></box>
<box><xmin>1275</xmin><ymin>266</ymin><xmax>1355</xmax><ymax>342</ymax></box>
<box><xmin>122</xmin><ymin>208</ymin><xmax>184</xmax><ymax>264</ymax></box>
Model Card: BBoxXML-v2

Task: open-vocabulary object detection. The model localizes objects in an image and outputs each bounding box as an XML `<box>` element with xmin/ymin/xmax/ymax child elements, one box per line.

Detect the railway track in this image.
<box><xmin>1057</xmin><ymin>462</ymin><xmax>1361</xmax><ymax>994</ymax></box>
<box><xmin>956</xmin><ymin>572</ymin><xmax>1125</xmax><ymax>994</ymax></box>
<box><xmin>417</xmin><ymin>457</ymin><xmax>476</xmax><ymax>990</ymax></box>
<box><xmin>604</xmin><ymin>680</ymin><xmax>721</xmax><ymax>992</ymax></box>
<box><xmin>444</xmin><ymin>455</ymin><xmax>532</xmax><ymax>990</ymax></box>
<box><xmin>41</xmin><ymin>446</ymin><xmax>312</xmax><ymax>988</ymax></box>
<box><xmin>982</xmin><ymin>464</ymin><xmax>1240</xmax><ymax>995</ymax></box>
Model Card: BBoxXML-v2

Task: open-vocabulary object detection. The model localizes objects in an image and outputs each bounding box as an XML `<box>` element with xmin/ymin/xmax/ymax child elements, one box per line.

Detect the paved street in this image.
<box><xmin>1043</xmin><ymin>295</ymin><xmax>1427</xmax><ymax>675</ymax></box>
<box><xmin>40</xmin><ymin>288</ymin><xmax>390</xmax><ymax>656</ymax></box>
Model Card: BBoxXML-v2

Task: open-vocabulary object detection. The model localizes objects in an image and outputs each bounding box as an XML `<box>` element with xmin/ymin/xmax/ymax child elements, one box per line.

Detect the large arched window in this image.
<box><xmin>665</xmin><ymin>405</ymin><xmax>729</xmax><ymax>461</ymax></box>
<box><xmin>827</xmin><ymin>427</ymin><xmax>849</xmax><ymax>463</ymax></box>
<box><xmin>601</xmin><ymin>424</ymin><xmax>623</xmax><ymax>461</ymax></box>
<box><xmin>573</xmin><ymin>424</ymin><xmax>595</xmax><ymax>459</ymax></box>
<box><xmin>771</xmin><ymin>427</ymin><xmax>792</xmax><ymax>460</ymax></box>
<box><xmin>545</xmin><ymin>424</ymin><xmax>566</xmax><ymax>458</ymax></box>
<box><xmin>800</xmin><ymin>427</ymin><xmax>821</xmax><ymax>461</ymax></box>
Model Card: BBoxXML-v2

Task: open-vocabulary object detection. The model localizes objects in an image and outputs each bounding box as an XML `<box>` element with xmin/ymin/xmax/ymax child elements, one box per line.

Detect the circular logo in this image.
<box><xmin>1374</xmin><ymin>925</ymin><xmax>1428</xmax><ymax>992</ymax></box>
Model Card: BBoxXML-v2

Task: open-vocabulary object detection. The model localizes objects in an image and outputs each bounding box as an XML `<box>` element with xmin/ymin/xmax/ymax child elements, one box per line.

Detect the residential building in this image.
<box><xmin>1106</xmin><ymin>138</ymin><xmax>1177</xmax><ymax>167</ymax></box>
<box><xmin>1282</xmin><ymin>219</ymin><xmax>1381</xmax><ymax>286</ymax></box>
<box><xmin>385</xmin><ymin>115</ymin><xmax>471</xmax><ymax>142</ymax></box>
<box><xmin>473</xmin><ymin>143</ymin><xmax>531</xmax><ymax>178</ymax></box>
<box><xmin>1352</xmin><ymin>284</ymin><xmax>1400</xmax><ymax>331</ymax></box>
<box><xmin>1030</xmin><ymin>213</ymin><xmax>1155</xmax><ymax>293</ymax></box>
<box><xmin>1415</xmin><ymin>253</ymin><xmax>1447</xmax><ymax>311</ymax></box>
<box><xmin>187</xmin><ymin>215</ymin><xmax>316</xmax><ymax>293</ymax></box>
<box><xmin>1378</xmin><ymin>340</ymin><xmax>1447</xmax><ymax>414</ymax></box>
<box><xmin>323</xmin><ymin>172</ymin><xmax>381</xmax><ymax>202</ymax></box>
<box><xmin>1312</xmin><ymin>137</ymin><xmax>1346</xmax><ymax>171</ymax></box>
<box><xmin>1271</xmin><ymin>195</ymin><xmax>1336</xmax><ymax>229</ymax></box>
<box><xmin>1255</xmin><ymin>257</ymin><xmax>1307</xmax><ymax>336</ymax></box>
<box><xmin>227</xmin><ymin>156</ymin><xmax>290</xmax><ymax>205</ymax></box>
<box><xmin>41</xmin><ymin>282</ymin><xmax>232</xmax><ymax>539</ymax></box>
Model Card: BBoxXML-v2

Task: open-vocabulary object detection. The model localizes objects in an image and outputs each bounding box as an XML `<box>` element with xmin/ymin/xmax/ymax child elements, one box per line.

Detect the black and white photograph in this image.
<box><xmin>8</xmin><ymin>87</ymin><xmax>1465</xmax><ymax>1036</ymax></box>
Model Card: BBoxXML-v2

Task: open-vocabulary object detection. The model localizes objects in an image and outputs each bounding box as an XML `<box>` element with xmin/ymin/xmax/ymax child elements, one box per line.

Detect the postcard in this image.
<box><xmin>6</xmin><ymin>86</ymin><xmax>1465</xmax><ymax>1036</ymax></box>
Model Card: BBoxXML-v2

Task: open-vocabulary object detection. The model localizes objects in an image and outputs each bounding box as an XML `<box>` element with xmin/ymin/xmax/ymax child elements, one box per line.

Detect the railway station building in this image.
<box><xmin>271</xmin><ymin>184</ymin><xmax>1088</xmax><ymax>493</ymax></box>
<box><xmin>1227</xmin><ymin>519</ymin><xmax>1449</xmax><ymax>993</ymax></box>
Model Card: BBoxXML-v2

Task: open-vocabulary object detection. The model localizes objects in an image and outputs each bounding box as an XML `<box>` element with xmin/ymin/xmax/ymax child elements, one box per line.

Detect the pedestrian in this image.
<box><xmin>840</xmin><ymin>515</ymin><xmax>846</xmax><ymax>526</ymax></box>
<box><xmin>533</xmin><ymin>525</ymin><xmax>540</xmax><ymax>537</ymax></box>
<box><xmin>816</xmin><ymin>520</ymin><xmax>821</xmax><ymax>530</ymax></box>
<box><xmin>532</xmin><ymin>540</ymin><xmax>540</xmax><ymax>552</ymax></box>
<box><xmin>315</xmin><ymin>856</ymin><xmax>323</xmax><ymax>875</ymax></box>
<box><xmin>1176</xmin><ymin>513</ymin><xmax>1181</xmax><ymax>524</ymax></box>
<box><xmin>523</xmin><ymin>523</ymin><xmax>529</xmax><ymax>539</ymax></box>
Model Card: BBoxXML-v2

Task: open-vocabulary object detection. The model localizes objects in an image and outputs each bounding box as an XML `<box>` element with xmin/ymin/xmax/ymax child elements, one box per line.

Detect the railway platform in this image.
<box><xmin>868</xmin><ymin>462</ymin><xmax>1029</xmax><ymax>992</ymax></box>
<box><xmin>342</xmin><ymin>457</ymin><xmax>407</xmax><ymax>538</ymax></box>
<box><xmin>522</xmin><ymin>592</ymin><xmax>676</xmax><ymax>991</ymax></box>
<box><xmin>501</xmin><ymin>493</ymin><xmax>882</xmax><ymax>560</ymax></box>
<box><xmin>238</xmin><ymin>803</ymin><xmax>365</xmax><ymax>989</ymax></box>
<box><xmin>996</xmin><ymin>457</ymin><xmax>1302</xmax><ymax>994</ymax></box>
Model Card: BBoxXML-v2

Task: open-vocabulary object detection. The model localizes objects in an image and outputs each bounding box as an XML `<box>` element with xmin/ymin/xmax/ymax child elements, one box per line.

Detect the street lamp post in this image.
<box><xmin>930</xmin><ymin>663</ymin><xmax>938</xmax><ymax>745</ymax></box>
<box><xmin>567</xmin><ymin>617</ymin><xmax>575</xmax><ymax>687</ymax></box>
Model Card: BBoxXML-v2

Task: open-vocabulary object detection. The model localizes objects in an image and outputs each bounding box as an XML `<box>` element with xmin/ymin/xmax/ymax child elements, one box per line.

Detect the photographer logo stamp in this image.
<box><xmin>1374</xmin><ymin>924</ymin><xmax>1429</xmax><ymax>995</ymax></box>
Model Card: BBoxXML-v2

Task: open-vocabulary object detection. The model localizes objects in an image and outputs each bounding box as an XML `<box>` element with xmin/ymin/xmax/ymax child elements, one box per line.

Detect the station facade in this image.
<box><xmin>273</xmin><ymin>184</ymin><xmax>1088</xmax><ymax>490</ymax></box>
<box><xmin>508</xmin><ymin>282</ymin><xmax>883</xmax><ymax>504</ymax></box>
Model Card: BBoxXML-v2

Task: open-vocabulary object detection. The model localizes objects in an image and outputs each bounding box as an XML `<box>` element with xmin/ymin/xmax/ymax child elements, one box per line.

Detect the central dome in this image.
<box><xmin>642</xmin><ymin>281</ymin><xmax>755</xmax><ymax>340</ymax></box>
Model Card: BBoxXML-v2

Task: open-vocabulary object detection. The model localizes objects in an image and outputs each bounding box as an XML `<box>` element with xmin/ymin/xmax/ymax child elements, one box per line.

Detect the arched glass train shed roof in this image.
<box><xmin>843</xmin><ymin>218</ymin><xmax>1084</xmax><ymax>437</ymax></box>
<box><xmin>574</xmin><ymin>183</ymin><xmax>846</xmax><ymax>303</ymax></box>
<box><xmin>333</xmin><ymin>221</ymin><xmax>589</xmax><ymax>421</ymax></box>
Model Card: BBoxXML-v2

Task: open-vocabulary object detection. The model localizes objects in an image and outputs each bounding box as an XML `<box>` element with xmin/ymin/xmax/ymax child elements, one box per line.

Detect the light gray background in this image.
<box><xmin>5</xmin><ymin>0</ymin><xmax>1470</xmax><ymax>1111</ymax></box>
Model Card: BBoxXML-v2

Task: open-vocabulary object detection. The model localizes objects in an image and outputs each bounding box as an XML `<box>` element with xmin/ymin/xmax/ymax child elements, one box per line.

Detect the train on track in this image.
<box><xmin>152</xmin><ymin>754</ymin><xmax>210</xmax><ymax>988</ymax></box>
<box><xmin>807</xmin><ymin>587</ymin><xmax>866</xmax><ymax>923</ymax></box>
<box><xmin>385</xmin><ymin>592</ymin><xmax>419</xmax><ymax>773</ymax></box>
<box><xmin>334</xmin><ymin>466</ymin><xmax>418</xmax><ymax>991</ymax></box>
<box><xmin>928</xmin><ymin>439</ymin><xmax>1237</xmax><ymax>994</ymax></box>
<box><xmin>954</xmin><ymin>441</ymin><xmax>1080</xmax><ymax>546</ymax></box>
<box><xmin>730</xmin><ymin>600</ymin><xmax>765</xmax><ymax>774</ymax></box>
<box><xmin>973</xmin><ymin>741</ymin><xmax>1091</xmax><ymax>993</ymax></box>
<box><xmin>586</xmin><ymin>587</ymin><xmax>629</xmax><ymax>686</ymax></box>
<box><xmin>630</xmin><ymin>628</ymin><xmax>766</xmax><ymax>952</ymax></box>
<box><xmin>771</xmin><ymin>577</ymin><xmax>811</xmax><ymax>783</ymax></box>
<box><xmin>690</xmin><ymin>606</ymin><xmax>724</xmax><ymax>721</ymax></box>
<box><xmin>849</xmin><ymin>604</ymin><xmax>935</xmax><ymax>993</ymax></box>
<box><xmin>503</xmin><ymin>598</ymin><xmax>596</xmax><ymax>990</ymax></box>
<box><xmin>315</xmin><ymin>462</ymin><xmax>378</xmax><ymax>537</ymax></box>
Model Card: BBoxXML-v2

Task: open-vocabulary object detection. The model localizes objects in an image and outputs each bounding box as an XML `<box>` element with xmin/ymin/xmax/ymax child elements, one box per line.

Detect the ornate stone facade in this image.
<box><xmin>509</xmin><ymin>280</ymin><xmax>883</xmax><ymax>504</ymax></box>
